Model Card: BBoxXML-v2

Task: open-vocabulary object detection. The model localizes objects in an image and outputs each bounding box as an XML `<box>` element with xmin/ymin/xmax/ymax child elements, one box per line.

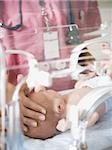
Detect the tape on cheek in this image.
<box><xmin>56</xmin><ymin>118</ymin><xmax>71</xmax><ymax>132</ymax></box>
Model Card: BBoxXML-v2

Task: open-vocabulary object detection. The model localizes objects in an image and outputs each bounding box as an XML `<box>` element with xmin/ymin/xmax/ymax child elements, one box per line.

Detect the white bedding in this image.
<box><xmin>23</xmin><ymin>110</ymin><xmax>112</xmax><ymax>150</ymax></box>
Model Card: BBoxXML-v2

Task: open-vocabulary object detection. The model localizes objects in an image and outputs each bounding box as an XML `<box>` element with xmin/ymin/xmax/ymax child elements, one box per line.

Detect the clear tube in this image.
<box><xmin>6</xmin><ymin>49</ymin><xmax>51</xmax><ymax>150</ymax></box>
<box><xmin>8</xmin><ymin>77</ymin><xmax>27</xmax><ymax>150</ymax></box>
<box><xmin>6</xmin><ymin>50</ymin><xmax>35</xmax><ymax>60</ymax></box>
<box><xmin>0</xmin><ymin>42</ymin><xmax>7</xmax><ymax>150</ymax></box>
<box><xmin>0</xmin><ymin>48</ymin><xmax>38</xmax><ymax>150</ymax></box>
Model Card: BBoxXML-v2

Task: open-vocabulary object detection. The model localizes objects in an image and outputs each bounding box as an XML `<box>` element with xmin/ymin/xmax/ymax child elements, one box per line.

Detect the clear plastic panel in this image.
<box><xmin>0</xmin><ymin>1</ymin><xmax>112</xmax><ymax>150</ymax></box>
<box><xmin>0</xmin><ymin>23</ymin><xmax>112</xmax><ymax>150</ymax></box>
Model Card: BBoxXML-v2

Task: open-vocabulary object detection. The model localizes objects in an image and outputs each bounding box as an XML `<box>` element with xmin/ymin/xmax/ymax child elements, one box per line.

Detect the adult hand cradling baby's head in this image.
<box><xmin>21</xmin><ymin>89</ymin><xmax>66</xmax><ymax>139</ymax></box>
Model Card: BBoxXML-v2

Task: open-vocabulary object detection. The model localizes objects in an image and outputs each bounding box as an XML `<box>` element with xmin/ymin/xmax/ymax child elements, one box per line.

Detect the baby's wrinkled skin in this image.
<box><xmin>23</xmin><ymin>90</ymin><xmax>66</xmax><ymax>139</ymax></box>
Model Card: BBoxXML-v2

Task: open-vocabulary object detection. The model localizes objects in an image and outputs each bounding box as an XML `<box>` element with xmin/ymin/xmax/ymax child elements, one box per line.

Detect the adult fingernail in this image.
<box><xmin>42</xmin><ymin>109</ymin><xmax>46</xmax><ymax>114</ymax></box>
<box><xmin>40</xmin><ymin>115</ymin><xmax>45</xmax><ymax>120</ymax></box>
<box><xmin>31</xmin><ymin>121</ymin><xmax>37</xmax><ymax>127</ymax></box>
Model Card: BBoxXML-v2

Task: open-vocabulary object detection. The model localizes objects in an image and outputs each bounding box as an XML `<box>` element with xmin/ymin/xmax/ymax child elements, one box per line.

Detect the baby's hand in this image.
<box><xmin>56</xmin><ymin>112</ymin><xmax>100</xmax><ymax>132</ymax></box>
<box><xmin>87</xmin><ymin>111</ymin><xmax>100</xmax><ymax>127</ymax></box>
<box><xmin>56</xmin><ymin>118</ymin><xmax>71</xmax><ymax>132</ymax></box>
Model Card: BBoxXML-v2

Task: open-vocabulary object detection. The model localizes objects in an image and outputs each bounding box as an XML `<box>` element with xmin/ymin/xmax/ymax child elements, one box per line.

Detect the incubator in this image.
<box><xmin>0</xmin><ymin>1</ymin><xmax>112</xmax><ymax>150</ymax></box>
<box><xmin>0</xmin><ymin>44</ymin><xmax>52</xmax><ymax>150</ymax></box>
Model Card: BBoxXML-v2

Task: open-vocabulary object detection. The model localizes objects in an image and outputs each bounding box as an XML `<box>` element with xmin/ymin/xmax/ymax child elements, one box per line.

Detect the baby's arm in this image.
<box><xmin>87</xmin><ymin>102</ymin><xmax>106</xmax><ymax>127</ymax></box>
<box><xmin>57</xmin><ymin>103</ymin><xmax>106</xmax><ymax>132</ymax></box>
<box><xmin>88</xmin><ymin>97</ymin><xmax>112</xmax><ymax>127</ymax></box>
<box><xmin>56</xmin><ymin>87</ymin><xmax>106</xmax><ymax>131</ymax></box>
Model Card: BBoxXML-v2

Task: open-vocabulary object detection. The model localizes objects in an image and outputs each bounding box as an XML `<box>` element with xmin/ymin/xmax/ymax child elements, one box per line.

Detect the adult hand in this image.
<box><xmin>19</xmin><ymin>78</ymin><xmax>46</xmax><ymax>133</ymax></box>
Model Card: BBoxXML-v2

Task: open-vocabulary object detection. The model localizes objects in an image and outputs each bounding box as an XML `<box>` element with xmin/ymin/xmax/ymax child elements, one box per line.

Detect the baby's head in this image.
<box><xmin>23</xmin><ymin>90</ymin><xmax>66</xmax><ymax>139</ymax></box>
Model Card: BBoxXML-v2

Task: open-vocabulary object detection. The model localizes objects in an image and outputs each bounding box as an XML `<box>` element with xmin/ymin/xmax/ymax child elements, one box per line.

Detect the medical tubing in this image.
<box><xmin>6</xmin><ymin>49</ymin><xmax>51</xmax><ymax>103</ymax></box>
<box><xmin>0</xmin><ymin>46</ymin><xmax>6</xmax><ymax>149</ymax></box>
<box><xmin>70</xmin><ymin>38</ymin><xmax>111</xmax><ymax>78</ymax></box>
<box><xmin>78</xmin><ymin>86</ymin><xmax>112</xmax><ymax>121</ymax></box>
<box><xmin>6</xmin><ymin>50</ymin><xmax>35</xmax><ymax>60</ymax></box>
<box><xmin>8</xmin><ymin>77</ymin><xmax>27</xmax><ymax>150</ymax></box>
<box><xmin>7</xmin><ymin>49</ymin><xmax>51</xmax><ymax>150</ymax></box>
<box><xmin>66</xmin><ymin>0</ymin><xmax>74</xmax><ymax>24</ymax></box>
<box><xmin>5</xmin><ymin>50</ymin><xmax>37</xmax><ymax>150</ymax></box>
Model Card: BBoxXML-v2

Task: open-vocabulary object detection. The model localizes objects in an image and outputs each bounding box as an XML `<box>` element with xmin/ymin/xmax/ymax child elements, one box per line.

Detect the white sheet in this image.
<box><xmin>78</xmin><ymin>75</ymin><xmax>112</xmax><ymax>89</ymax></box>
<box><xmin>23</xmin><ymin>110</ymin><xmax>112</xmax><ymax>150</ymax></box>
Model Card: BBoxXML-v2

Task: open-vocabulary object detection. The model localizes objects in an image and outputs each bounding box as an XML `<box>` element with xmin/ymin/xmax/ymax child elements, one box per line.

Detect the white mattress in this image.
<box><xmin>23</xmin><ymin>110</ymin><xmax>112</xmax><ymax>150</ymax></box>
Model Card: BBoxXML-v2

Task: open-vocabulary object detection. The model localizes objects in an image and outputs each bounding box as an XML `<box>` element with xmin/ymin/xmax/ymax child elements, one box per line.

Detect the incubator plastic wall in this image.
<box><xmin>0</xmin><ymin>1</ymin><xmax>112</xmax><ymax>150</ymax></box>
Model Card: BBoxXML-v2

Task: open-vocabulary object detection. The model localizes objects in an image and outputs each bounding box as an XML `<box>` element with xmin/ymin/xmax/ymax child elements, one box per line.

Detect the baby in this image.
<box><xmin>22</xmin><ymin>86</ymin><xmax>106</xmax><ymax>139</ymax></box>
<box><xmin>22</xmin><ymin>89</ymin><xmax>66</xmax><ymax>139</ymax></box>
<box><xmin>0</xmin><ymin>82</ymin><xmax>108</xmax><ymax>140</ymax></box>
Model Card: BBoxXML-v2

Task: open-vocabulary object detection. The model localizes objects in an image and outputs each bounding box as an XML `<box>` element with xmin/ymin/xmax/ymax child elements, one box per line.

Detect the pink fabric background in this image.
<box><xmin>1</xmin><ymin>0</ymin><xmax>101</xmax><ymax>89</ymax></box>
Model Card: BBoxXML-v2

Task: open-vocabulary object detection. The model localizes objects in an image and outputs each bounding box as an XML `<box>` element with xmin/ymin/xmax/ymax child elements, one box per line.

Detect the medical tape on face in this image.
<box><xmin>26</xmin><ymin>58</ymin><xmax>52</xmax><ymax>90</ymax></box>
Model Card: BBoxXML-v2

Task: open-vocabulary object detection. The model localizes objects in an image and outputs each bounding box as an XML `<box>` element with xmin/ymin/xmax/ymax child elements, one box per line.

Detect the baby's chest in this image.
<box><xmin>68</xmin><ymin>87</ymin><xmax>91</xmax><ymax>105</ymax></box>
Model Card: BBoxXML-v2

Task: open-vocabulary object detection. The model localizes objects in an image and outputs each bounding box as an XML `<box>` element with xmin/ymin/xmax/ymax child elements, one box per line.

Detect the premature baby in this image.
<box><xmin>22</xmin><ymin>86</ymin><xmax>106</xmax><ymax>139</ymax></box>
<box><xmin>23</xmin><ymin>89</ymin><xmax>66</xmax><ymax>139</ymax></box>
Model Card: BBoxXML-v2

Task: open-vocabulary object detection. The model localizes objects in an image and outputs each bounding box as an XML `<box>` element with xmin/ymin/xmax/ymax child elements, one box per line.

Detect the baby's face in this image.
<box><xmin>23</xmin><ymin>90</ymin><xmax>66</xmax><ymax>139</ymax></box>
<box><xmin>43</xmin><ymin>90</ymin><xmax>66</xmax><ymax>115</ymax></box>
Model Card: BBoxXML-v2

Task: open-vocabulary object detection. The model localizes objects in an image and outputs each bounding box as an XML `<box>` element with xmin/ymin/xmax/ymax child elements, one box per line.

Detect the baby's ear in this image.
<box><xmin>54</xmin><ymin>98</ymin><xmax>65</xmax><ymax>114</ymax></box>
